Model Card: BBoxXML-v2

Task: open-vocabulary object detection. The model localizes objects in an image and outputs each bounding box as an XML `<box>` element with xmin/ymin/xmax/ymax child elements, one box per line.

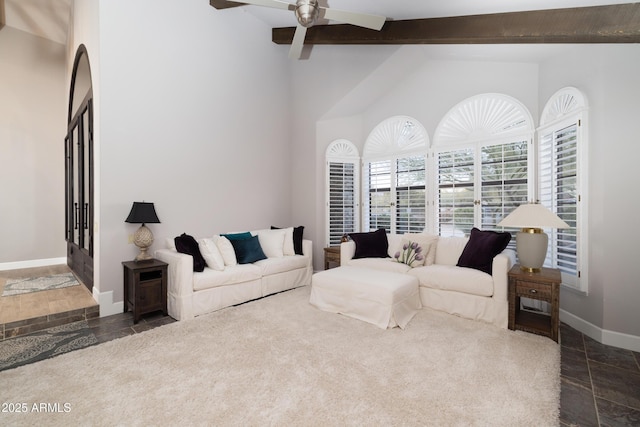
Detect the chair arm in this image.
<box><xmin>302</xmin><ymin>239</ymin><xmax>313</xmax><ymax>266</ymax></box>
<box><xmin>155</xmin><ymin>248</ymin><xmax>194</xmax><ymax>298</ymax></box>
<box><xmin>340</xmin><ymin>241</ymin><xmax>356</xmax><ymax>265</ymax></box>
<box><xmin>491</xmin><ymin>248</ymin><xmax>516</xmax><ymax>301</ymax></box>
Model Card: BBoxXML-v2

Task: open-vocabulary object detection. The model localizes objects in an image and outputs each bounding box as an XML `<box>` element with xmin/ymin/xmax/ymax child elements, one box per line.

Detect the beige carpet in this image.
<box><xmin>0</xmin><ymin>286</ymin><xmax>560</xmax><ymax>426</ymax></box>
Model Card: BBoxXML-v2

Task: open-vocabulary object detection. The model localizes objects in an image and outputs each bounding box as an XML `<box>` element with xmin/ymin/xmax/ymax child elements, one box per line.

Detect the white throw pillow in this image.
<box><xmin>435</xmin><ymin>236</ymin><xmax>469</xmax><ymax>266</ymax></box>
<box><xmin>257</xmin><ymin>229</ymin><xmax>286</xmax><ymax>258</ymax></box>
<box><xmin>213</xmin><ymin>235</ymin><xmax>237</xmax><ymax>266</ymax></box>
<box><xmin>403</xmin><ymin>233</ymin><xmax>439</xmax><ymax>266</ymax></box>
<box><xmin>282</xmin><ymin>227</ymin><xmax>295</xmax><ymax>256</ymax></box>
<box><xmin>198</xmin><ymin>238</ymin><xmax>225</xmax><ymax>271</ymax></box>
<box><xmin>166</xmin><ymin>237</ymin><xmax>176</xmax><ymax>251</ymax></box>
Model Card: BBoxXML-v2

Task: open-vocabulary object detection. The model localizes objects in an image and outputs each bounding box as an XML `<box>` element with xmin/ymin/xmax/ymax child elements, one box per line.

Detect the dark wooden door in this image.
<box><xmin>66</xmin><ymin>46</ymin><xmax>93</xmax><ymax>292</ymax></box>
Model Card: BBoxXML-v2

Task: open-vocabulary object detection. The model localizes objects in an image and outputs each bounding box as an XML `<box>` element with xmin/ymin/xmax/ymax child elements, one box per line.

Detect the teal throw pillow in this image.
<box><xmin>221</xmin><ymin>232</ymin><xmax>252</xmax><ymax>241</ymax></box>
<box><xmin>229</xmin><ymin>235</ymin><xmax>267</xmax><ymax>264</ymax></box>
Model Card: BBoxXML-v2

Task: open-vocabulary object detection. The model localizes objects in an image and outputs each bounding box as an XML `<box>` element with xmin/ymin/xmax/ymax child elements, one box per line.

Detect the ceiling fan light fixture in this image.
<box><xmin>295</xmin><ymin>0</ymin><xmax>319</xmax><ymax>27</ymax></box>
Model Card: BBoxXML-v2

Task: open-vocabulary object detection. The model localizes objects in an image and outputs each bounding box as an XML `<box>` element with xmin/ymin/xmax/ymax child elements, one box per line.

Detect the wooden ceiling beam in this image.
<box><xmin>272</xmin><ymin>3</ymin><xmax>640</xmax><ymax>45</ymax></box>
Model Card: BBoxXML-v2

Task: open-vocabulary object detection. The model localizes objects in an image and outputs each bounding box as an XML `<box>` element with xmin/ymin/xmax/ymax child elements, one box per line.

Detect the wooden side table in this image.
<box><xmin>508</xmin><ymin>264</ymin><xmax>561</xmax><ymax>342</ymax></box>
<box><xmin>323</xmin><ymin>246</ymin><xmax>341</xmax><ymax>270</ymax></box>
<box><xmin>123</xmin><ymin>259</ymin><xmax>168</xmax><ymax>324</ymax></box>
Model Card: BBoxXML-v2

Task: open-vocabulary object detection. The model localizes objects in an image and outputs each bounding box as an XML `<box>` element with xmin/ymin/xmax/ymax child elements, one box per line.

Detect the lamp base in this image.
<box><xmin>516</xmin><ymin>228</ymin><xmax>548</xmax><ymax>273</ymax></box>
<box><xmin>133</xmin><ymin>224</ymin><xmax>154</xmax><ymax>262</ymax></box>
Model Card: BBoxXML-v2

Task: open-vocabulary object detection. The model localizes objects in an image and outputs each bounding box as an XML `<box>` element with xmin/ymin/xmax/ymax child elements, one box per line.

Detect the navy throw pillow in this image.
<box><xmin>456</xmin><ymin>227</ymin><xmax>511</xmax><ymax>275</ymax></box>
<box><xmin>348</xmin><ymin>228</ymin><xmax>389</xmax><ymax>259</ymax></box>
<box><xmin>230</xmin><ymin>235</ymin><xmax>267</xmax><ymax>264</ymax></box>
<box><xmin>174</xmin><ymin>233</ymin><xmax>206</xmax><ymax>272</ymax></box>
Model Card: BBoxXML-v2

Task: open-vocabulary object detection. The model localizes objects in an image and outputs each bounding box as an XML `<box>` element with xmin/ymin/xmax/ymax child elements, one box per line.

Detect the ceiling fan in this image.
<box><xmin>235</xmin><ymin>0</ymin><xmax>386</xmax><ymax>59</ymax></box>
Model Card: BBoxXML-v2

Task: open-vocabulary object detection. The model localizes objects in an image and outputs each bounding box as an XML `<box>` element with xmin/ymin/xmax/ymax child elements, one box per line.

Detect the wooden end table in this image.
<box><xmin>123</xmin><ymin>259</ymin><xmax>168</xmax><ymax>324</ymax></box>
<box><xmin>508</xmin><ymin>264</ymin><xmax>561</xmax><ymax>342</ymax></box>
<box><xmin>323</xmin><ymin>246</ymin><xmax>341</xmax><ymax>270</ymax></box>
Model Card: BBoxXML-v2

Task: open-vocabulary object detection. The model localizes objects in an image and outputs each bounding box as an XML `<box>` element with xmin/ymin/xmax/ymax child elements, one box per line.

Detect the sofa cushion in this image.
<box><xmin>408</xmin><ymin>265</ymin><xmax>494</xmax><ymax>297</ymax></box>
<box><xmin>271</xmin><ymin>225</ymin><xmax>305</xmax><ymax>255</ymax></box>
<box><xmin>347</xmin><ymin>258</ymin><xmax>412</xmax><ymax>274</ymax></box>
<box><xmin>435</xmin><ymin>236</ymin><xmax>469</xmax><ymax>266</ymax></box>
<box><xmin>457</xmin><ymin>228</ymin><xmax>511</xmax><ymax>275</ymax></box>
<box><xmin>213</xmin><ymin>235</ymin><xmax>237</xmax><ymax>266</ymax></box>
<box><xmin>198</xmin><ymin>238</ymin><xmax>225</xmax><ymax>271</ymax></box>
<box><xmin>253</xmin><ymin>255</ymin><xmax>309</xmax><ymax>276</ymax></box>
<box><xmin>230</xmin><ymin>235</ymin><xmax>267</xmax><ymax>264</ymax></box>
<box><xmin>271</xmin><ymin>226</ymin><xmax>295</xmax><ymax>255</ymax></box>
<box><xmin>349</xmin><ymin>229</ymin><xmax>389</xmax><ymax>259</ymax></box>
<box><xmin>192</xmin><ymin>264</ymin><xmax>262</xmax><ymax>291</ymax></box>
<box><xmin>174</xmin><ymin>233</ymin><xmax>206</xmax><ymax>272</ymax></box>
<box><xmin>257</xmin><ymin>229</ymin><xmax>286</xmax><ymax>258</ymax></box>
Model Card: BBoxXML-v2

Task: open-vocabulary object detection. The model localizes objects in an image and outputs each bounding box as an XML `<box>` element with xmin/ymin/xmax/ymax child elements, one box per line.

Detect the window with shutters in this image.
<box><xmin>363</xmin><ymin>117</ymin><xmax>428</xmax><ymax>234</ymax></box>
<box><xmin>538</xmin><ymin>87</ymin><xmax>587</xmax><ymax>291</ymax></box>
<box><xmin>433</xmin><ymin>94</ymin><xmax>534</xmax><ymax>237</ymax></box>
<box><xmin>325</xmin><ymin>140</ymin><xmax>360</xmax><ymax>247</ymax></box>
<box><xmin>437</xmin><ymin>148</ymin><xmax>475</xmax><ymax>236</ymax></box>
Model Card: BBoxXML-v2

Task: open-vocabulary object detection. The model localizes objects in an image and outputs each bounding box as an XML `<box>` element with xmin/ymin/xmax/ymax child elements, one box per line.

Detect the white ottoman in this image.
<box><xmin>309</xmin><ymin>266</ymin><xmax>422</xmax><ymax>329</ymax></box>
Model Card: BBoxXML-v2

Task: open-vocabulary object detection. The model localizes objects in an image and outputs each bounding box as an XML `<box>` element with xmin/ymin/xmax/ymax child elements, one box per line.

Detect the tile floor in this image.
<box><xmin>1</xmin><ymin>266</ymin><xmax>639</xmax><ymax>425</ymax></box>
<box><xmin>0</xmin><ymin>265</ymin><xmax>99</xmax><ymax>339</ymax></box>
<box><xmin>560</xmin><ymin>323</ymin><xmax>640</xmax><ymax>426</ymax></box>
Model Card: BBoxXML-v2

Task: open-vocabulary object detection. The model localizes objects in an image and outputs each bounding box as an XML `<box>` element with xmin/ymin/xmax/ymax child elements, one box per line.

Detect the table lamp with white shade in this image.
<box><xmin>497</xmin><ymin>203</ymin><xmax>569</xmax><ymax>273</ymax></box>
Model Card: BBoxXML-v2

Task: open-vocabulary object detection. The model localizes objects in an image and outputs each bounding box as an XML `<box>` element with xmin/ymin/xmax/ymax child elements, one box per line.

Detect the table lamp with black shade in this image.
<box><xmin>497</xmin><ymin>202</ymin><xmax>569</xmax><ymax>273</ymax></box>
<box><xmin>125</xmin><ymin>202</ymin><xmax>160</xmax><ymax>262</ymax></box>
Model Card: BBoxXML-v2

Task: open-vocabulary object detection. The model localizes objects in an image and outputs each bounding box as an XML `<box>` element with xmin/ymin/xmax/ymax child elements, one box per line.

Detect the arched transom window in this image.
<box><xmin>363</xmin><ymin>116</ymin><xmax>429</xmax><ymax>234</ymax></box>
<box><xmin>433</xmin><ymin>94</ymin><xmax>534</xmax><ymax>237</ymax></box>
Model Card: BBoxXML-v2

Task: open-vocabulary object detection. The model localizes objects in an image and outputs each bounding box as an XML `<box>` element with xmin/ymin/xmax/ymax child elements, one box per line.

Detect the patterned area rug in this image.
<box><xmin>2</xmin><ymin>273</ymin><xmax>79</xmax><ymax>297</ymax></box>
<box><xmin>0</xmin><ymin>321</ymin><xmax>97</xmax><ymax>372</ymax></box>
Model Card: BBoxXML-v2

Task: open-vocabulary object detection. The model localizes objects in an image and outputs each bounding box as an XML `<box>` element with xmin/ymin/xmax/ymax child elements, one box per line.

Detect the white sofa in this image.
<box><xmin>340</xmin><ymin>233</ymin><xmax>516</xmax><ymax>328</ymax></box>
<box><xmin>155</xmin><ymin>229</ymin><xmax>312</xmax><ymax>320</ymax></box>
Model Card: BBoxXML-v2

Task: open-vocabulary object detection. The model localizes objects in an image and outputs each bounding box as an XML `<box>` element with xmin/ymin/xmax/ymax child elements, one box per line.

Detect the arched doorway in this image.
<box><xmin>65</xmin><ymin>45</ymin><xmax>93</xmax><ymax>291</ymax></box>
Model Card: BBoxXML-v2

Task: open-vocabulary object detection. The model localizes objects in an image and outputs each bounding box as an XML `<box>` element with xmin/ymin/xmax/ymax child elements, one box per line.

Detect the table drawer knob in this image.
<box><xmin>529</xmin><ymin>289</ymin><xmax>537</xmax><ymax>294</ymax></box>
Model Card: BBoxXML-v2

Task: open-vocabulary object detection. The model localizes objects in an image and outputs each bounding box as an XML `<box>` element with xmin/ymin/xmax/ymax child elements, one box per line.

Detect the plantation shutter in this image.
<box><xmin>480</xmin><ymin>141</ymin><xmax>529</xmax><ymax>229</ymax></box>
<box><xmin>395</xmin><ymin>156</ymin><xmax>426</xmax><ymax>233</ymax></box>
<box><xmin>437</xmin><ymin>148</ymin><xmax>475</xmax><ymax>237</ymax></box>
<box><xmin>367</xmin><ymin>160</ymin><xmax>392</xmax><ymax>232</ymax></box>
<box><xmin>539</xmin><ymin>123</ymin><xmax>579</xmax><ymax>284</ymax></box>
<box><xmin>327</xmin><ymin>162</ymin><xmax>357</xmax><ymax>246</ymax></box>
<box><xmin>325</xmin><ymin>140</ymin><xmax>360</xmax><ymax>247</ymax></box>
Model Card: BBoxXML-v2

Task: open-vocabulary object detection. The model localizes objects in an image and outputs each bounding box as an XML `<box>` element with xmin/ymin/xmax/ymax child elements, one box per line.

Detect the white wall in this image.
<box><xmin>93</xmin><ymin>0</ymin><xmax>291</xmax><ymax>304</ymax></box>
<box><xmin>539</xmin><ymin>44</ymin><xmax>640</xmax><ymax>342</ymax></box>
<box><xmin>0</xmin><ymin>26</ymin><xmax>66</xmax><ymax>265</ymax></box>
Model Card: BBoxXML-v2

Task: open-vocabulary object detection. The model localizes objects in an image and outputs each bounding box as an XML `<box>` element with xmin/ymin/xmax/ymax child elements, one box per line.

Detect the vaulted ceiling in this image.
<box><xmin>0</xmin><ymin>0</ymin><xmax>70</xmax><ymax>44</ymax></box>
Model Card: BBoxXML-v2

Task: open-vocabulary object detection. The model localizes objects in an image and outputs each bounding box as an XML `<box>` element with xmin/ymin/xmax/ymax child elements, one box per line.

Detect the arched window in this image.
<box><xmin>325</xmin><ymin>140</ymin><xmax>360</xmax><ymax>246</ymax></box>
<box><xmin>539</xmin><ymin>87</ymin><xmax>588</xmax><ymax>291</ymax></box>
<box><xmin>363</xmin><ymin>116</ymin><xmax>429</xmax><ymax>234</ymax></box>
<box><xmin>433</xmin><ymin>94</ymin><xmax>534</xmax><ymax>237</ymax></box>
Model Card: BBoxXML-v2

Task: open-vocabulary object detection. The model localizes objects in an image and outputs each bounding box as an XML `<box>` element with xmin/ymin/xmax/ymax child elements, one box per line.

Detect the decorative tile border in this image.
<box><xmin>0</xmin><ymin>305</ymin><xmax>100</xmax><ymax>341</ymax></box>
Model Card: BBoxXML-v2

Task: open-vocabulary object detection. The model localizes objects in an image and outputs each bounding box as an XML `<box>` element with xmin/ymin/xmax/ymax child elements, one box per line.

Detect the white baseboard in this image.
<box><xmin>0</xmin><ymin>257</ymin><xmax>67</xmax><ymax>271</ymax></box>
<box><xmin>92</xmin><ymin>288</ymin><xmax>124</xmax><ymax>318</ymax></box>
<box><xmin>560</xmin><ymin>309</ymin><xmax>640</xmax><ymax>352</ymax></box>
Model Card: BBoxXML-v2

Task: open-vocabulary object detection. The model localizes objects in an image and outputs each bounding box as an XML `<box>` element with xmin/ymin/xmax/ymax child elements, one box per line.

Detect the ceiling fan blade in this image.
<box><xmin>288</xmin><ymin>23</ymin><xmax>307</xmax><ymax>59</ymax></box>
<box><xmin>320</xmin><ymin>8</ymin><xmax>385</xmax><ymax>31</ymax></box>
<box><xmin>237</xmin><ymin>0</ymin><xmax>294</xmax><ymax>11</ymax></box>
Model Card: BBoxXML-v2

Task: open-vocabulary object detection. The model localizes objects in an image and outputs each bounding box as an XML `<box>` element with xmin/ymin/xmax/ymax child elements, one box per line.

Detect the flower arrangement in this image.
<box><xmin>394</xmin><ymin>241</ymin><xmax>423</xmax><ymax>267</ymax></box>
